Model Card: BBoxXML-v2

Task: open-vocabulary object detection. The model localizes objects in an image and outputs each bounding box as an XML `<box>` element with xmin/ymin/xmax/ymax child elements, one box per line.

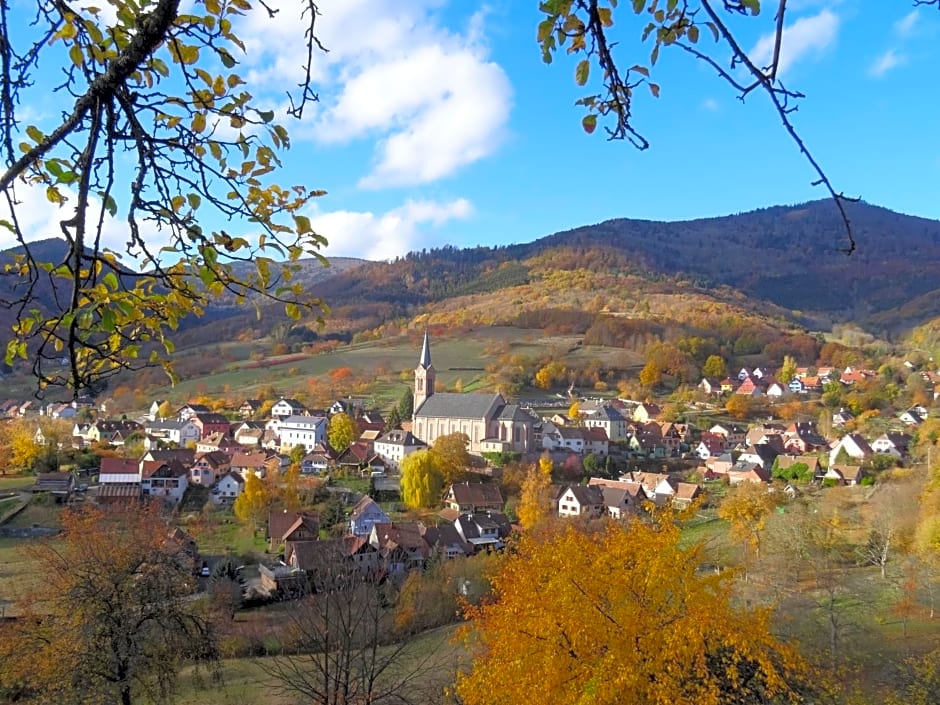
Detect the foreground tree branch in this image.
<box><xmin>537</xmin><ymin>0</ymin><xmax>860</xmax><ymax>253</ymax></box>
<box><xmin>0</xmin><ymin>0</ymin><xmax>329</xmax><ymax>396</ymax></box>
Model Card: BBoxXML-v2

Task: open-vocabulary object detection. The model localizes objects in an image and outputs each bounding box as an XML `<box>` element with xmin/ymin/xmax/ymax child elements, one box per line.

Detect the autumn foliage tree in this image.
<box><xmin>233</xmin><ymin>472</ymin><xmax>270</xmax><ymax>532</ymax></box>
<box><xmin>518</xmin><ymin>455</ymin><xmax>554</xmax><ymax>530</ymax></box>
<box><xmin>400</xmin><ymin>450</ymin><xmax>444</xmax><ymax>510</ymax></box>
<box><xmin>0</xmin><ymin>503</ymin><xmax>218</xmax><ymax>705</ymax></box>
<box><xmin>457</xmin><ymin>519</ymin><xmax>818</xmax><ymax>705</ymax></box>
<box><xmin>0</xmin><ymin>0</ymin><xmax>330</xmax><ymax>394</ymax></box>
<box><xmin>327</xmin><ymin>412</ymin><xmax>358</xmax><ymax>454</ymax></box>
<box><xmin>718</xmin><ymin>482</ymin><xmax>782</xmax><ymax>578</ymax></box>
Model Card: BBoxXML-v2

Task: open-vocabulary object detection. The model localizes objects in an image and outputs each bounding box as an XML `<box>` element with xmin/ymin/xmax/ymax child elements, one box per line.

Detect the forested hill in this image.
<box><xmin>314</xmin><ymin>199</ymin><xmax>940</xmax><ymax>332</ymax></box>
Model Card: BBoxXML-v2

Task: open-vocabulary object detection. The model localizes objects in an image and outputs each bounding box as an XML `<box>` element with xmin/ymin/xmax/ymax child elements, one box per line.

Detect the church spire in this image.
<box><xmin>419</xmin><ymin>330</ymin><xmax>432</xmax><ymax>369</ymax></box>
<box><xmin>414</xmin><ymin>330</ymin><xmax>435</xmax><ymax>413</ymax></box>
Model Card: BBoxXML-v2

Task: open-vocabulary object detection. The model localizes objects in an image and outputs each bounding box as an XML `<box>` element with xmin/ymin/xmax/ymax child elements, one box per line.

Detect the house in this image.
<box><xmin>148</xmin><ymin>400</ymin><xmax>165</xmax><ymax>421</ymax></box>
<box><xmin>774</xmin><ymin>455</ymin><xmax>820</xmax><ymax>480</ymax></box>
<box><xmin>229</xmin><ymin>451</ymin><xmax>276</xmax><ymax>479</ymax></box>
<box><xmin>587</xmin><ymin>478</ymin><xmax>648</xmax><ymax>518</ymax></box>
<box><xmin>738</xmin><ymin>443</ymin><xmax>780</xmax><ymax>470</ymax></box>
<box><xmin>98</xmin><ymin>457</ymin><xmax>142</xmax><ymax>486</ymax></box>
<box><xmin>233</xmin><ymin>420</ymin><xmax>266</xmax><ymax>447</ymax></box>
<box><xmin>190</xmin><ymin>450</ymin><xmax>231</xmax><ymax>486</ymax></box>
<box><xmin>698</xmin><ymin>378</ymin><xmax>723</xmax><ymax>396</ymax></box>
<box><xmin>369</xmin><ymin>522</ymin><xmax>430</xmax><ymax>573</ymax></box>
<box><xmin>696</xmin><ymin>432</ymin><xmax>726</xmax><ymax>460</ymax></box>
<box><xmin>823</xmin><ymin>464</ymin><xmax>864</xmax><ymax>486</ymax></box>
<box><xmin>87</xmin><ymin>419</ymin><xmax>142</xmax><ymax>446</ymax></box>
<box><xmin>141</xmin><ymin>448</ymin><xmax>196</xmax><ymax>468</ymax></box>
<box><xmin>709</xmin><ymin>424</ymin><xmax>746</xmax><ymax>446</ymax></box>
<box><xmin>735</xmin><ymin>377</ymin><xmax>762</xmax><ymax>396</ymax></box>
<box><xmin>238</xmin><ymin>399</ymin><xmax>262</xmax><ymax>418</ymax></box>
<box><xmin>285</xmin><ymin>536</ymin><xmax>379</xmax><ymax>576</ymax></box>
<box><xmin>411</xmin><ymin>333</ymin><xmax>537</xmax><ymax>455</ymax></box>
<box><xmin>582</xmin><ymin>427</ymin><xmax>610</xmax><ymax>457</ymax></box>
<box><xmin>177</xmin><ymin>403</ymin><xmax>211</xmax><ymax>422</ymax></box>
<box><xmin>271</xmin><ymin>398</ymin><xmax>307</xmax><ymax>420</ymax></box>
<box><xmin>783</xmin><ymin>423</ymin><xmax>828</xmax><ymax>454</ymax></box>
<box><xmin>673</xmin><ymin>482</ymin><xmax>702</xmax><ymax>508</ymax></box>
<box><xmin>453</xmin><ymin>512</ymin><xmax>511</xmax><ymax>552</ymax></box>
<box><xmin>871</xmin><ymin>432</ymin><xmax>912</xmax><ymax>458</ymax></box>
<box><xmin>727</xmin><ymin>463</ymin><xmax>771</xmax><ymax>484</ymax></box>
<box><xmin>828</xmin><ymin>433</ymin><xmax>873</xmax><ymax>467</ymax></box>
<box><xmin>267</xmin><ymin>510</ymin><xmax>320</xmax><ymax>550</ymax></box>
<box><xmin>832</xmin><ymin>408</ymin><xmax>855</xmax><ymax>426</ymax></box>
<box><xmin>628</xmin><ymin>423</ymin><xmax>666</xmax><ymax>458</ymax></box>
<box><xmin>557</xmin><ymin>485</ymin><xmax>605</xmax><ymax>518</ymax></box>
<box><xmin>373</xmin><ymin>430</ymin><xmax>426</xmax><ymax>469</ymax></box>
<box><xmin>31</xmin><ymin>472</ymin><xmax>74</xmax><ymax>500</ymax></box>
<box><xmin>144</xmin><ymin>419</ymin><xmax>200</xmax><ymax>447</ymax></box>
<box><xmin>348</xmin><ymin>496</ymin><xmax>392</xmax><ymax>537</ymax></box>
<box><xmin>899</xmin><ymin>407</ymin><xmax>927</xmax><ymax>427</ymax></box>
<box><xmin>632</xmin><ymin>402</ymin><xmax>661</xmax><ymax>423</ymax></box>
<box><xmin>421</xmin><ymin>523</ymin><xmax>473</xmax><ymax>559</ymax></box>
<box><xmin>301</xmin><ymin>447</ymin><xmax>335</xmax><ymax>475</ymax></box>
<box><xmin>140</xmin><ymin>460</ymin><xmax>188</xmax><ymax>503</ymax></box>
<box><xmin>278</xmin><ymin>414</ymin><xmax>327</xmax><ymax>453</ymax></box>
<box><xmin>212</xmin><ymin>472</ymin><xmax>244</xmax><ymax>503</ymax></box>
<box><xmin>787</xmin><ymin>378</ymin><xmax>806</xmax><ymax>394</ymax></box>
<box><xmin>191</xmin><ymin>413</ymin><xmax>230</xmax><ymax>440</ymax></box>
<box><xmin>541</xmin><ymin>423</ymin><xmax>586</xmax><ymax>454</ymax></box>
<box><xmin>582</xmin><ymin>404</ymin><xmax>628</xmax><ymax>441</ymax></box>
<box><xmin>765</xmin><ymin>382</ymin><xmax>787</xmax><ymax>398</ymax></box>
<box><xmin>444</xmin><ymin>482</ymin><xmax>504</xmax><ymax>513</ymax></box>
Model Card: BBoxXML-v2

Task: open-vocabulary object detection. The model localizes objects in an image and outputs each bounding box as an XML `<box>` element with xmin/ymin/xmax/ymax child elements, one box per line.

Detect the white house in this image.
<box><xmin>373</xmin><ymin>430</ymin><xmax>425</xmax><ymax>469</ymax></box>
<box><xmin>541</xmin><ymin>424</ymin><xmax>585</xmax><ymax>453</ymax></box>
<box><xmin>870</xmin><ymin>433</ymin><xmax>911</xmax><ymax>459</ymax></box>
<box><xmin>828</xmin><ymin>433</ymin><xmax>873</xmax><ymax>467</ymax></box>
<box><xmin>144</xmin><ymin>419</ymin><xmax>200</xmax><ymax>447</ymax></box>
<box><xmin>271</xmin><ymin>398</ymin><xmax>307</xmax><ymax>420</ymax></box>
<box><xmin>278</xmin><ymin>415</ymin><xmax>327</xmax><ymax>453</ymax></box>
<box><xmin>557</xmin><ymin>485</ymin><xmax>605</xmax><ymax>518</ymax></box>
<box><xmin>212</xmin><ymin>472</ymin><xmax>245</xmax><ymax>504</ymax></box>
<box><xmin>98</xmin><ymin>457</ymin><xmax>141</xmax><ymax>486</ymax></box>
<box><xmin>140</xmin><ymin>461</ymin><xmax>188</xmax><ymax>503</ymax></box>
<box><xmin>582</xmin><ymin>405</ymin><xmax>628</xmax><ymax>441</ymax></box>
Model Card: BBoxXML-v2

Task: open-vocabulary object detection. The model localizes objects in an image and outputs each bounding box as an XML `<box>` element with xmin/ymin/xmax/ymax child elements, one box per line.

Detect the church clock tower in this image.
<box><xmin>414</xmin><ymin>330</ymin><xmax>436</xmax><ymax>414</ymax></box>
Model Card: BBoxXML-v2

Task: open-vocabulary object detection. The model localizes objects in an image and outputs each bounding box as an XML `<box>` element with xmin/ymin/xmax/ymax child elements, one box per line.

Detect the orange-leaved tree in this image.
<box><xmin>0</xmin><ymin>503</ymin><xmax>218</xmax><ymax>705</ymax></box>
<box><xmin>456</xmin><ymin>518</ymin><xmax>818</xmax><ymax>705</ymax></box>
<box><xmin>517</xmin><ymin>455</ymin><xmax>554</xmax><ymax>530</ymax></box>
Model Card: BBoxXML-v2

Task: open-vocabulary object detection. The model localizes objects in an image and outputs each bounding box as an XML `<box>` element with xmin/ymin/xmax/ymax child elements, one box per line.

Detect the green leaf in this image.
<box><xmin>103</xmin><ymin>272</ymin><xmax>119</xmax><ymax>291</ymax></box>
<box><xmin>218</xmin><ymin>49</ymin><xmax>236</xmax><ymax>68</ymax></box>
<box><xmin>26</xmin><ymin>125</ymin><xmax>44</xmax><ymax>143</ymax></box>
<box><xmin>632</xmin><ymin>0</ymin><xmax>645</xmax><ymax>13</ymax></box>
<box><xmin>257</xmin><ymin>109</ymin><xmax>274</xmax><ymax>123</ymax></box>
<box><xmin>688</xmin><ymin>25</ymin><xmax>700</xmax><ymax>43</ymax></box>
<box><xmin>575</xmin><ymin>59</ymin><xmax>590</xmax><ymax>86</ymax></box>
<box><xmin>582</xmin><ymin>114</ymin><xmax>597</xmax><ymax>134</ymax></box>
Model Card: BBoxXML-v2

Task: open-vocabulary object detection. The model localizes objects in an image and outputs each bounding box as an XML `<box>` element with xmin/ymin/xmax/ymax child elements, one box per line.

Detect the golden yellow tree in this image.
<box><xmin>456</xmin><ymin>520</ymin><xmax>817</xmax><ymax>705</ymax></box>
<box><xmin>327</xmin><ymin>412</ymin><xmax>358</xmax><ymax>454</ymax></box>
<box><xmin>401</xmin><ymin>450</ymin><xmax>444</xmax><ymax>510</ymax></box>
<box><xmin>233</xmin><ymin>472</ymin><xmax>270</xmax><ymax>532</ymax></box>
<box><xmin>0</xmin><ymin>419</ymin><xmax>43</xmax><ymax>473</ymax></box>
<box><xmin>718</xmin><ymin>482</ymin><xmax>781</xmax><ymax>577</ymax></box>
<box><xmin>518</xmin><ymin>455</ymin><xmax>553</xmax><ymax>530</ymax></box>
<box><xmin>429</xmin><ymin>432</ymin><xmax>471</xmax><ymax>485</ymax></box>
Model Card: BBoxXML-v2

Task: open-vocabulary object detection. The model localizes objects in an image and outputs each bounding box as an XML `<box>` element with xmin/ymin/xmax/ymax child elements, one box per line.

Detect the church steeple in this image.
<box><xmin>418</xmin><ymin>330</ymin><xmax>432</xmax><ymax>370</ymax></box>
<box><xmin>414</xmin><ymin>330</ymin><xmax>435</xmax><ymax>414</ymax></box>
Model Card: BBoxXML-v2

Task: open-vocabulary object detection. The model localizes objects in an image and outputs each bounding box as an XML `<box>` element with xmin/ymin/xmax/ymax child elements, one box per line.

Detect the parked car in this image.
<box><xmin>200</xmin><ymin>562</ymin><xmax>210</xmax><ymax>577</ymax></box>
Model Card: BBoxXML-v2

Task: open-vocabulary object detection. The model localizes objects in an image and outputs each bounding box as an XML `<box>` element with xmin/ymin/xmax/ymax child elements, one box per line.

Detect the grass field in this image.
<box><xmin>175</xmin><ymin>624</ymin><xmax>464</xmax><ymax>705</ymax></box>
<box><xmin>0</xmin><ymin>537</ymin><xmax>48</xmax><ymax>616</ymax></box>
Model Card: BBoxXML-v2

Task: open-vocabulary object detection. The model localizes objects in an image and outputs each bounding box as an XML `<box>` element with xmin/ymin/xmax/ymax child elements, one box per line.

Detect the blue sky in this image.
<box><xmin>5</xmin><ymin>1</ymin><xmax>939</xmax><ymax>262</ymax></box>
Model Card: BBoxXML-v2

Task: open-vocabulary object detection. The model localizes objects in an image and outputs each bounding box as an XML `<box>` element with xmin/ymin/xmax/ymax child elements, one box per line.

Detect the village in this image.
<box><xmin>0</xmin><ymin>332</ymin><xmax>932</xmax><ymax>603</ymax></box>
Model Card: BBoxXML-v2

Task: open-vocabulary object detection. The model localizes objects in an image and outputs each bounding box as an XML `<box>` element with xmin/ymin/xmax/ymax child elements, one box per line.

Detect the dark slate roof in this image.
<box><xmin>419</xmin><ymin>331</ymin><xmax>432</xmax><ymax>369</ymax></box>
<box><xmin>496</xmin><ymin>404</ymin><xmax>535</xmax><ymax>422</ymax></box>
<box><xmin>564</xmin><ymin>484</ymin><xmax>605</xmax><ymax>506</ymax></box>
<box><xmin>414</xmin><ymin>392</ymin><xmax>503</xmax><ymax>420</ymax></box>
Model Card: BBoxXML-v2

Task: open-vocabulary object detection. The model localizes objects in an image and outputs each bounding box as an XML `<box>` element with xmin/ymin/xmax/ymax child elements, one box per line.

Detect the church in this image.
<box><xmin>411</xmin><ymin>332</ymin><xmax>537</xmax><ymax>455</ymax></box>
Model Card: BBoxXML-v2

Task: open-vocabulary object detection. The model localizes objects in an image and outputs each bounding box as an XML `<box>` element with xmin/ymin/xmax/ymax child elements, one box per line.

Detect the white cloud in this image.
<box><xmin>235</xmin><ymin>1</ymin><xmax>512</xmax><ymax>188</ymax></box>
<box><xmin>310</xmin><ymin>198</ymin><xmax>473</xmax><ymax>260</ymax></box>
<box><xmin>894</xmin><ymin>10</ymin><xmax>919</xmax><ymax>37</ymax></box>
<box><xmin>750</xmin><ymin>9</ymin><xmax>839</xmax><ymax>76</ymax></box>
<box><xmin>869</xmin><ymin>49</ymin><xmax>906</xmax><ymax>78</ymax></box>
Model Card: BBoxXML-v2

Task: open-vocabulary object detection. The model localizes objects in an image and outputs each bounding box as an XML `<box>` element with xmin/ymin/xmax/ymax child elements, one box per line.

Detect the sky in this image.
<box><xmin>4</xmin><ymin>0</ymin><xmax>940</xmax><ymax>262</ymax></box>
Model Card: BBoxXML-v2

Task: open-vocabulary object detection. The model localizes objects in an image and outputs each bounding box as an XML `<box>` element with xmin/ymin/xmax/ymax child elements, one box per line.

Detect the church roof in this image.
<box><xmin>418</xmin><ymin>330</ymin><xmax>432</xmax><ymax>369</ymax></box>
<box><xmin>496</xmin><ymin>404</ymin><xmax>535</xmax><ymax>422</ymax></box>
<box><xmin>415</xmin><ymin>393</ymin><xmax>503</xmax><ymax>420</ymax></box>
